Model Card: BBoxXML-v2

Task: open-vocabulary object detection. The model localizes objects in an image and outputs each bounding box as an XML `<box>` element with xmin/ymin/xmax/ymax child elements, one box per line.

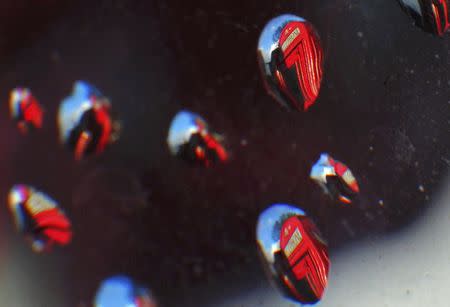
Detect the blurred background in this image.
<box><xmin>0</xmin><ymin>0</ymin><xmax>448</xmax><ymax>306</ymax></box>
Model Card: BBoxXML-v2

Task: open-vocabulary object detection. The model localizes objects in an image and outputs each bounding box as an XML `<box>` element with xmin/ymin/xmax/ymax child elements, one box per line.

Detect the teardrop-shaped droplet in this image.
<box><xmin>257</xmin><ymin>15</ymin><xmax>324</xmax><ymax>111</ymax></box>
<box><xmin>256</xmin><ymin>203</ymin><xmax>330</xmax><ymax>304</ymax></box>
<box><xmin>397</xmin><ymin>0</ymin><xmax>450</xmax><ymax>36</ymax></box>
<box><xmin>9</xmin><ymin>87</ymin><xmax>44</xmax><ymax>134</ymax></box>
<box><xmin>57</xmin><ymin>81</ymin><xmax>121</xmax><ymax>160</ymax></box>
<box><xmin>310</xmin><ymin>153</ymin><xmax>360</xmax><ymax>204</ymax></box>
<box><xmin>167</xmin><ymin>110</ymin><xmax>228</xmax><ymax>166</ymax></box>
<box><xmin>8</xmin><ymin>184</ymin><xmax>72</xmax><ymax>253</ymax></box>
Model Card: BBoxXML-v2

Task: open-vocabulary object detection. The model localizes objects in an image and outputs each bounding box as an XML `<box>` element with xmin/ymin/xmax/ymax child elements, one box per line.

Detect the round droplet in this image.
<box><xmin>57</xmin><ymin>81</ymin><xmax>120</xmax><ymax>161</ymax></box>
<box><xmin>397</xmin><ymin>0</ymin><xmax>450</xmax><ymax>36</ymax></box>
<box><xmin>310</xmin><ymin>153</ymin><xmax>360</xmax><ymax>204</ymax></box>
<box><xmin>9</xmin><ymin>88</ymin><xmax>44</xmax><ymax>134</ymax></box>
<box><xmin>256</xmin><ymin>204</ymin><xmax>330</xmax><ymax>304</ymax></box>
<box><xmin>257</xmin><ymin>14</ymin><xmax>324</xmax><ymax>111</ymax></box>
<box><xmin>8</xmin><ymin>184</ymin><xmax>72</xmax><ymax>253</ymax></box>
<box><xmin>94</xmin><ymin>275</ymin><xmax>158</xmax><ymax>307</ymax></box>
<box><xmin>167</xmin><ymin>110</ymin><xmax>228</xmax><ymax>166</ymax></box>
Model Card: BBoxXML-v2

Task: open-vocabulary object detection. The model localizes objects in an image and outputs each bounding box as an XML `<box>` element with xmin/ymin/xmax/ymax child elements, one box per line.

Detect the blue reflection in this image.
<box><xmin>94</xmin><ymin>275</ymin><xmax>139</xmax><ymax>307</ymax></box>
<box><xmin>257</xmin><ymin>14</ymin><xmax>305</xmax><ymax>77</ymax></box>
<box><xmin>256</xmin><ymin>204</ymin><xmax>306</xmax><ymax>264</ymax></box>
<box><xmin>58</xmin><ymin>81</ymin><xmax>104</xmax><ymax>143</ymax></box>
<box><xmin>167</xmin><ymin>110</ymin><xmax>205</xmax><ymax>155</ymax></box>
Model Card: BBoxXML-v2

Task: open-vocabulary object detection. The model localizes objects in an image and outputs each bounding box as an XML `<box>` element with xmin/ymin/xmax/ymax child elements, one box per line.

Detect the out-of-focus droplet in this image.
<box><xmin>9</xmin><ymin>88</ymin><xmax>44</xmax><ymax>134</ymax></box>
<box><xmin>57</xmin><ymin>81</ymin><xmax>120</xmax><ymax>161</ymax></box>
<box><xmin>167</xmin><ymin>110</ymin><xmax>228</xmax><ymax>166</ymax></box>
<box><xmin>8</xmin><ymin>184</ymin><xmax>72</xmax><ymax>253</ymax></box>
<box><xmin>256</xmin><ymin>204</ymin><xmax>330</xmax><ymax>305</ymax></box>
<box><xmin>397</xmin><ymin>0</ymin><xmax>450</xmax><ymax>36</ymax></box>
<box><xmin>310</xmin><ymin>153</ymin><xmax>360</xmax><ymax>204</ymax></box>
<box><xmin>94</xmin><ymin>275</ymin><xmax>158</xmax><ymax>307</ymax></box>
<box><xmin>257</xmin><ymin>14</ymin><xmax>324</xmax><ymax>111</ymax></box>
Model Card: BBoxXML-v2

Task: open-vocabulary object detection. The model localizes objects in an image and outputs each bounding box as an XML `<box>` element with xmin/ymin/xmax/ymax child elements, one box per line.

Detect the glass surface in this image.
<box><xmin>0</xmin><ymin>1</ymin><xmax>448</xmax><ymax>306</ymax></box>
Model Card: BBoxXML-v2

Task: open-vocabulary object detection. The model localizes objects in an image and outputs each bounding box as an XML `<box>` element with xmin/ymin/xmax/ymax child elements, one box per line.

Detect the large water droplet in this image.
<box><xmin>256</xmin><ymin>204</ymin><xmax>330</xmax><ymax>304</ymax></box>
<box><xmin>257</xmin><ymin>15</ymin><xmax>324</xmax><ymax>111</ymax></box>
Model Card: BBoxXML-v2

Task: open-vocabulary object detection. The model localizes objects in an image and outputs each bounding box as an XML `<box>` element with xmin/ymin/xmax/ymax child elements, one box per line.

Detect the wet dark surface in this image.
<box><xmin>0</xmin><ymin>0</ymin><xmax>448</xmax><ymax>306</ymax></box>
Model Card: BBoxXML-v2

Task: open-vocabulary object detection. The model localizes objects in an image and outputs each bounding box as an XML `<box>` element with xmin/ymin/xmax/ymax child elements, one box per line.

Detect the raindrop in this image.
<box><xmin>310</xmin><ymin>153</ymin><xmax>360</xmax><ymax>204</ymax></box>
<box><xmin>257</xmin><ymin>14</ymin><xmax>324</xmax><ymax>111</ymax></box>
<box><xmin>9</xmin><ymin>88</ymin><xmax>44</xmax><ymax>134</ymax></box>
<box><xmin>397</xmin><ymin>0</ymin><xmax>450</xmax><ymax>36</ymax></box>
<box><xmin>57</xmin><ymin>81</ymin><xmax>121</xmax><ymax>161</ymax></box>
<box><xmin>167</xmin><ymin>110</ymin><xmax>228</xmax><ymax>166</ymax></box>
<box><xmin>256</xmin><ymin>204</ymin><xmax>330</xmax><ymax>304</ymax></box>
<box><xmin>8</xmin><ymin>184</ymin><xmax>72</xmax><ymax>253</ymax></box>
<box><xmin>94</xmin><ymin>275</ymin><xmax>158</xmax><ymax>307</ymax></box>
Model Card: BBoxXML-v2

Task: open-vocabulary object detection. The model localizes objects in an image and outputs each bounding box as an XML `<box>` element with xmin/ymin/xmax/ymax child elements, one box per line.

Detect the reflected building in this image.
<box><xmin>257</xmin><ymin>204</ymin><xmax>330</xmax><ymax>304</ymax></box>
<box><xmin>257</xmin><ymin>15</ymin><xmax>323</xmax><ymax>111</ymax></box>
<box><xmin>57</xmin><ymin>81</ymin><xmax>120</xmax><ymax>160</ymax></box>
<box><xmin>310</xmin><ymin>153</ymin><xmax>360</xmax><ymax>205</ymax></box>
<box><xmin>167</xmin><ymin>110</ymin><xmax>228</xmax><ymax>166</ymax></box>
<box><xmin>8</xmin><ymin>184</ymin><xmax>72</xmax><ymax>253</ymax></box>
<box><xmin>9</xmin><ymin>88</ymin><xmax>44</xmax><ymax>134</ymax></box>
<box><xmin>398</xmin><ymin>0</ymin><xmax>449</xmax><ymax>35</ymax></box>
<box><xmin>94</xmin><ymin>275</ymin><xmax>158</xmax><ymax>307</ymax></box>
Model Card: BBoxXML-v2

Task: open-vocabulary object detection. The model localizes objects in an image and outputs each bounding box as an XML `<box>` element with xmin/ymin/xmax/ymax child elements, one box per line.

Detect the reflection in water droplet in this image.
<box><xmin>9</xmin><ymin>88</ymin><xmax>44</xmax><ymax>134</ymax></box>
<box><xmin>257</xmin><ymin>14</ymin><xmax>324</xmax><ymax>111</ymax></box>
<box><xmin>256</xmin><ymin>204</ymin><xmax>330</xmax><ymax>304</ymax></box>
<box><xmin>57</xmin><ymin>81</ymin><xmax>120</xmax><ymax>161</ymax></box>
<box><xmin>94</xmin><ymin>275</ymin><xmax>158</xmax><ymax>307</ymax></box>
<box><xmin>8</xmin><ymin>184</ymin><xmax>72</xmax><ymax>253</ymax></box>
<box><xmin>397</xmin><ymin>0</ymin><xmax>450</xmax><ymax>36</ymax></box>
<box><xmin>167</xmin><ymin>110</ymin><xmax>228</xmax><ymax>166</ymax></box>
<box><xmin>310</xmin><ymin>153</ymin><xmax>360</xmax><ymax>204</ymax></box>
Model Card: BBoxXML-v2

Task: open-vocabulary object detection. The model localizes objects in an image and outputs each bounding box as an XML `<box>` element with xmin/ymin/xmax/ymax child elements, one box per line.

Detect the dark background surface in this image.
<box><xmin>0</xmin><ymin>0</ymin><xmax>448</xmax><ymax>306</ymax></box>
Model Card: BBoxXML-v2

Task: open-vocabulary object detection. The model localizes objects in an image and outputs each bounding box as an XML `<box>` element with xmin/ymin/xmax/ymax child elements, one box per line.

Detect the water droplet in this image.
<box><xmin>8</xmin><ymin>184</ymin><xmax>72</xmax><ymax>253</ymax></box>
<box><xmin>167</xmin><ymin>110</ymin><xmax>228</xmax><ymax>166</ymax></box>
<box><xmin>257</xmin><ymin>204</ymin><xmax>329</xmax><ymax>304</ymax></box>
<box><xmin>398</xmin><ymin>0</ymin><xmax>450</xmax><ymax>36</ymax></box>
<box><xmin>57</xmin><ymin>81</ymin><xmax>120</xmax><ymax>160</ymax></box>
<box><xmin>94</xmin><ymin>275</ymin><xmax>158</xmax><ymax>307</ymax></box>
<box><xmin>310</xmin><ymin>153</ymin><xmax>360</xmax><ymax>204</ymax></box>
<box><xmin>257</xmin><ymin>14</ymin><xmax>323</xmax><ymax>111</ymax></box>
<box><xmin>9</xmin><ymin>88</ymin><xmax>44</xmax><ymax>134</ymax></box>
